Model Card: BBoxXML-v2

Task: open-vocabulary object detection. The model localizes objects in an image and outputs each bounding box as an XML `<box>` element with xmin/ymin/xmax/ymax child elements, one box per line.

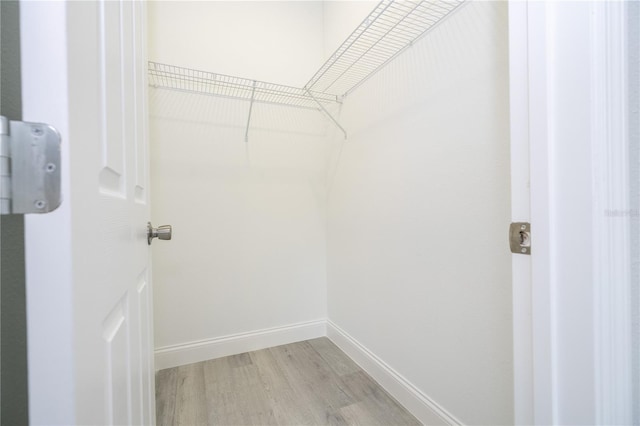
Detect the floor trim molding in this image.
<box><xmin>155</xmin><ymin>318</ymin><xmax>463</xmax><ymax>426</ymax></box>
<box><xmin>155</xmin><ymin>319</ymin><xmax>326</xmax><ymax>370</ymax></box>
<box><xmin>326</xmin><ymin>320</ymin><xmax>463</xmax><ymax>426</ymax></box>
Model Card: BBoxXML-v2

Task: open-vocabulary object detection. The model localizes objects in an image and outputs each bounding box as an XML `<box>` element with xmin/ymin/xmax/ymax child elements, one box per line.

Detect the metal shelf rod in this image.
<box><xmin>245</xmin><ymin>81</ymin><xmax>257</xmax><ymax>143</ymax></box>
<box><xmin>305</xmin><ymin>89</ymin><xmax>347</xmax><ymax>140</ymax></box>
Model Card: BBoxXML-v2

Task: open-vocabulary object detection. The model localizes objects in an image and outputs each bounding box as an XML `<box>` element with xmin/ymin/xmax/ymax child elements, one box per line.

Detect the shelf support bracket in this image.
<box><xmin>305</xmin><ymin>89</ymin><xmax>347</xmax><ymax>139</ymax></box>
<box><xmin>245</xmin><ymin>81</ymin><xmax>257</xmax><ymax>142</ymax></box>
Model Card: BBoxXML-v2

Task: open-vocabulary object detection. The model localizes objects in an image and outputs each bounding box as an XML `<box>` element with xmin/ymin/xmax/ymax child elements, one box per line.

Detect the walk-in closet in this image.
<box><xmin>148</xmin><ymin>1</ymin><xmax>511</xmax><ymax>424</ymax></box>
<box><xmin>14</xmin><ymin>0</ymin><xmax>640</xmax><ymax>424</ymax></box>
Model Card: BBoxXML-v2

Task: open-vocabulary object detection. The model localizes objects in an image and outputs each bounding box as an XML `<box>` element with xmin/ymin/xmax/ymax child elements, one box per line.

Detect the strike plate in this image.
<box><xmin>1</xmin><ymin>116</ymin><xmax>62</xmax><ymax>214</ymax></box>
<box><xmin>509</xmin><ymin>222</ymin><xmax>531</xmax><ymax>255</ymax></box>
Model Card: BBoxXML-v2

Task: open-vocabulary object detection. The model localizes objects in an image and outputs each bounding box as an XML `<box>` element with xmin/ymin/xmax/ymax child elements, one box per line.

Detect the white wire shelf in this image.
<box><xmin>305</xmin><ymin>0</ymin><xmax>465</xmax><ymax>97</ymax></box>
<box><xmin>148</xmin><ymin>62</ymin><xmax>340</xmax><ymax>110</ymax></box>
<box><xmin>148</xmin><ymin>0</ymin><xmax>466</xmax><ymax>140</ymax></box>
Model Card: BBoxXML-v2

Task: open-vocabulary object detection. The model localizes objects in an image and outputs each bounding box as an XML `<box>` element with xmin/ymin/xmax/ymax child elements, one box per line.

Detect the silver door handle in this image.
<box><xmin>147</xmin><ymin>222</ymin><xmax>172</xmax><ymax>245</ymax></box>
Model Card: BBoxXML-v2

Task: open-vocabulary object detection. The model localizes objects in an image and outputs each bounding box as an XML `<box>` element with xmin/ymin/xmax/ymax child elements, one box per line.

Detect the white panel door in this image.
<box><xmin>21</xmin><ymin>1</ymin><xmax>155</xmax><ymax>424</ymax></box>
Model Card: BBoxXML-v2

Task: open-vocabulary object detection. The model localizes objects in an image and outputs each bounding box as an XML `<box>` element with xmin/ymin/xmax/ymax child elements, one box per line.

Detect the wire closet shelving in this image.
<box><xmin>148</xmin><ymin>0</ymin><xmax>465</xmax><ymax>139</ymax></box>
<box><xmin>305</xmin><ymin>0</ymin><xmax>464</xmax><ymax>96</ymax></box>
<box><xmin>148</xmin><ymin>63</ymin><xmax>340</xmax><ymax>110</ymax></box>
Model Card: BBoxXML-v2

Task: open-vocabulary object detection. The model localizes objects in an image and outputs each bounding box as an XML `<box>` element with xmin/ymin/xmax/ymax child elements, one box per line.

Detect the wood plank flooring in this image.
<box><xmin>156</xmin><ymin>338</ymin><xmax>421</xmax><ymax>426</ymax></box>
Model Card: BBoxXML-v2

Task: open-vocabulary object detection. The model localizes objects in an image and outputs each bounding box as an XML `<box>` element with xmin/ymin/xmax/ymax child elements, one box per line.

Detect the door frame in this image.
<box><xmin>21</xmin><ymin>2</ymin><xmax>76</xmax><ymax>422</ymax></box>
<box><xmin>508</xmin><ymin>2</ymin><xmax>534</xmax><ymax>424</ymax></box>
<box><xmin>510</xmin><ymin>1</ymin><xmax>636</xmax><ymax>424</ymax></box>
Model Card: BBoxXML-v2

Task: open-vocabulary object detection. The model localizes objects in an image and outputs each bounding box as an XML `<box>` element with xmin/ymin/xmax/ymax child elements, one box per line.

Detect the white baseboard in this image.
<box><xmin>326</xmin><ymin>320</ymin><xmax>463</xmax><ymax>426</ymax></box>
<box><xmin>155</xmin><ymin>318</ymin><xmax>462</xmax><ymax>426</ymax></box>
<box><xmin>155</xmin><ymin>319</ymin><xmax>326</xmax><ymax>370</ymax></box>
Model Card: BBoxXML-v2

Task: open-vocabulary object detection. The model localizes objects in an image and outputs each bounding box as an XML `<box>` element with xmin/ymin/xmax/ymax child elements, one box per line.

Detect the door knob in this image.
<box><xmin>147</xmin><ymin>222</ymin><xmax>172</xmax><ymax>245</ymax></box>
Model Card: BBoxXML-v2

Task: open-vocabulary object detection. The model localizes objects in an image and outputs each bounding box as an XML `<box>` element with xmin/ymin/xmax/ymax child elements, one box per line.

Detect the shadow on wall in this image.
<box><xmin>148</xmin><ymin>87</ymin><xmax>331</xmax><ymax>141</ymax></box>
<box><xmin>325</xmin><ymin>1</ymin><xmax>508</xmax><ymax>197</ymax></box>
<box><xmin>147</xmin><ymin>87</ymin><xmax>334</xmax><ymax>186</ymax></box>
<box><xmin>327</xmin><ymin>2</ymin><xmax>508</xmax><ymax>198</ymax></box>
<box><xmin>336</xmin><ymin>0</ymin><xmax>508</xmax><ymax>135</ymax></box>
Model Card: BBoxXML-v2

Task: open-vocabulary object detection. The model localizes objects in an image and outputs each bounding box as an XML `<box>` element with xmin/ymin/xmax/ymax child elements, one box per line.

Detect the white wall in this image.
<box><xmin>148</xmin><ymin>1</ymin><xmax>324</xmax><ymax>87</ymax></box>
<box><xmin>325</xmin><ymin>2</ymin><xmax>513</xmax><ymax>424</ymax></box>
<box><xmin>148</xmin><ymin>2</ymin><xmax>328</xmax><ymax>353</ymax></box>
<box><xmin>321</xmin><ymin>1</ymin><xmax>375</xmax><ymax>60</ymax></box>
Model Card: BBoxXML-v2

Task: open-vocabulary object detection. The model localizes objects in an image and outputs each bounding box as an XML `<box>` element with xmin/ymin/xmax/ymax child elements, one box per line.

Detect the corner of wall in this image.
<box><xmin>325</xmin><ymin>320</ymin><xmax>463</xmax><ymax>426</ymax></box>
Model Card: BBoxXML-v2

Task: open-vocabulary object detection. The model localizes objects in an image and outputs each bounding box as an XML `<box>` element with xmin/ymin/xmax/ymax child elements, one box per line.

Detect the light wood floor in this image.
<box><xmin>156</xmin><ymin>337</ymin><xmax>421</xmax><ymax>426</ymax></box>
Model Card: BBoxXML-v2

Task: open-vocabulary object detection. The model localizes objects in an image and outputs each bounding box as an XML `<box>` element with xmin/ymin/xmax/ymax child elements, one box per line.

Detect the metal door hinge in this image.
<box><xmin>509</xmin><ymin>222</ymin><xmax>531</xmax><ymax>255</ymax></box>
<box><xmin>1</xmin><ymin>116</ymin><xmax>61</xmax><ymax>214</ymax></box>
